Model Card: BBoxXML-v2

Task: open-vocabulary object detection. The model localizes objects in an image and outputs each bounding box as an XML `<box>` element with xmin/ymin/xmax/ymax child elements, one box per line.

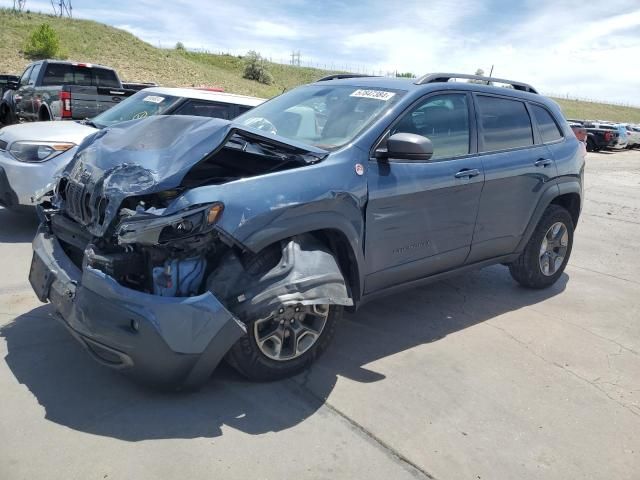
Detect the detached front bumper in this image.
<box><xmin>28</xmin><ymin>226</ymin><xmax>246</xmax><ymax>389</ymax></box>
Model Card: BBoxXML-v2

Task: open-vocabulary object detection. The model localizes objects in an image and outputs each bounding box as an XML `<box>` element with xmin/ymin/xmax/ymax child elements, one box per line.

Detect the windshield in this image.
<box><xmin>92</xmin><ymin>91</ymin><xmax>182</xmax><ymax>128</ymax></box>
<box><xmin>235</xmin><ymin>85</ymin><xmax>405</xmax><ymax>150</ymax></box>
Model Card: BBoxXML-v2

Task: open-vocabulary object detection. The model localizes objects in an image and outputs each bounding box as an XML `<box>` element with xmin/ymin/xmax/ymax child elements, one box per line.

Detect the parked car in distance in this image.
<box><xmin>568</xmin><ymin>121</ymin><xmax>587</xmax><ymax>142</ymax></box>
<box><xmin>121</xmin><ymin>81</ymin><xmax>159</xmax><ymax>92</ymax></box>
<box><xmin>573</xmin><ymin>120</ymin><xmax>619</xmax><ymax>152</ymax></box>
<box><xmin>30</xmin><ymin>72</ymin><xmax>585</xmax><ymax>390</ymax></box>
<box><xmin>0</xmin><ymin>74</ymin><xmax>19</xmax><ymax>97</ymax></box>
<box><xmin>0</xmin><ymin>87</ymin><xmax>264</xmax><ymax>210</ymax></box>
<box><xmin>622</xmin><ymin>124</ymin><xmax>640</xmax><ymax>148</ymax></box>
<box><xmin>0</xmin><ymin>60</ymin><xmax>136</xmax><ymax>126</ymax></box>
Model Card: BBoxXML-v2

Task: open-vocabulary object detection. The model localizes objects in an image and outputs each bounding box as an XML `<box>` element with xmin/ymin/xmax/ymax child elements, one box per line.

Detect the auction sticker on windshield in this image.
<box><xmin>143</xmin><ymin>95</ymin><xmax>165</xmax><ymax>104</ymax></box>
<box><xmin>350</xmin><ymin>89</ymin><xmax>396</xmax><ymax>101</ymax></box>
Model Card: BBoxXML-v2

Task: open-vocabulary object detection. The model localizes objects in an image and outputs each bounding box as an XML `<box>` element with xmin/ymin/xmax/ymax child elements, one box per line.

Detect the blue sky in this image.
<box><xmin>3</xmin><ymin>0</ymin><xmax>640</xmax><ymax>104</ymax></box>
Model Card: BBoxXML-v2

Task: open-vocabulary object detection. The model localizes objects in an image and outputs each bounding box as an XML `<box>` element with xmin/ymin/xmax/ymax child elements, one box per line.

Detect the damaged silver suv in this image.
<box><xmin>29</xmin><ymin>73</ymin><xmax>584</xmax><ymax>389</ymax></box>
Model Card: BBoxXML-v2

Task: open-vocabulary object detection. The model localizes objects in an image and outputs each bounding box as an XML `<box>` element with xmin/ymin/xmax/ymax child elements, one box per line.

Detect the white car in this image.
<box><xmin>623</xmin><ymin>124</ymin><xmax>640</xmax><ymax>148</ymax></box>
<box><xmin>0</xmin><ymin>87</ymin><xmax>264</xmax><ymax>211</ymax></box>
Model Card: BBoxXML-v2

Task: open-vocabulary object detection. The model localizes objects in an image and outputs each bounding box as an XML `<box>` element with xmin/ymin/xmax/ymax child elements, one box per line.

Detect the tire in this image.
<box><xmin>39</xmin><ymin>108</ymin><xmax>51</xmax><ymax>121</ymax></box>
<box><xmin>225</xmin><ymin>244</ymin><xmax>343</xmax><ymax>381</ymax></box>
<box><xmin>0</xmin><ymin>104</ymin><xmax>15</xmax><ymax>126</ymax></box>
<box><xmin>509</xmin><ymin>204</ymin><xmax>574</xmax><ymax>289</ymax></box>
<box><xmin>586</xmin><ymin>138</ymin><xmax>595</xmax><ymax>152</ymax></box>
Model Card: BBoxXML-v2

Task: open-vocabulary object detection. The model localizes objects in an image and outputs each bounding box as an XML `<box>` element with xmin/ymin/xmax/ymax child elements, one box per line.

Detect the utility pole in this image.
<box><xmin>51</xmin><ymin>0</ymin><xmax>73</xmax><ymax>17</ymax></box>
<box><xmin>290</xmin><ymin>51</ymin><xmax>301</xmax><ymax>67</ymax></box>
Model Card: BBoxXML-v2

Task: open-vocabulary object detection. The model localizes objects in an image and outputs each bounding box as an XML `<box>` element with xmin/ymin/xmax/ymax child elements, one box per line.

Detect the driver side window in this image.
<box><xmin>391</xmin><ymin>93</ymin><xmax>470</xmax><ymax>160</ymax></box>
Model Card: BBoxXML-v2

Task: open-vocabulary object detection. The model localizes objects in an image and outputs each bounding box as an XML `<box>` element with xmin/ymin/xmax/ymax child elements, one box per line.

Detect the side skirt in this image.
<box><xmin>358</xmin><ymin>253</ymin><xmax>519</xmax><ymax>307</ymax></box>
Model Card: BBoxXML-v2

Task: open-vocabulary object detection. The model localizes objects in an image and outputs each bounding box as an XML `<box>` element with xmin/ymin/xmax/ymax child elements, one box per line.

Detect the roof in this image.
<box><xmin>313</xmin><ymin>75</ymin><xmax>544</xmax><ymax>103</ymax></box>
<box><xmin>139</xmin><ymin>87</ymin><xmax>265</xmax><ymax>107</ymax></box>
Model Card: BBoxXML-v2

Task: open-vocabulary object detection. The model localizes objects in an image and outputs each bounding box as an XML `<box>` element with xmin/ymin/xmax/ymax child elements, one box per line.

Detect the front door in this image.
<box><xmin>364</xmin><ymin>92</ymin><xmax>484</xmax><ymax>294</ymax></box>
<box><xmin>14</xmin><ymin>66</ymin><xmax>32</xmax><ymax>120</ymax></box>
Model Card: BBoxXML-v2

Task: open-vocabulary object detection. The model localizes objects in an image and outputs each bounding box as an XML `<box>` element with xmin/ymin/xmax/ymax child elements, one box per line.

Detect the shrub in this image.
<box><xmin>24</xmin><ymin>23</ymin><xmax>60</xmax><ymax>59</ymax></box>
<box><xmin>242</xmin><ymin>51</ymin><xmax>273</xmax><ymax>85</ymax></box>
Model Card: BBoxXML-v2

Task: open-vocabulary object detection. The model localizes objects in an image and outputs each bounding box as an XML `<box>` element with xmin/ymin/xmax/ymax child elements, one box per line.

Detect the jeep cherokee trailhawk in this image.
<box><xmin>29</xmin><ymin>73</ymin><xmax>584</xmax><ymax>389</ymax></box>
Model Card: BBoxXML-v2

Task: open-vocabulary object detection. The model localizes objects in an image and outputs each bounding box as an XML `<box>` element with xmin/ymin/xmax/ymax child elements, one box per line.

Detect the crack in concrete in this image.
<box><xmin>286</xmin><ymin>376</ymin><xmax>437</xmax><ymax>480</ymax></box>
<box><xmin>568</xmin><ymin>264</ymin><xmax>640</xmax><ymax>286</ymax></box>
<box><xmin>485</xmin><ymin>321</ymin><xmax>640</xmax><ymax>420</ymax></box>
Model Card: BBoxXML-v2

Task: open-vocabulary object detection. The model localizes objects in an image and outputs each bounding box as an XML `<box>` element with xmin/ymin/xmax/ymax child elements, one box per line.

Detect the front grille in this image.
<box><xmin>64</xmin><ymin>179</ymin><xmax>92</xmax><ymax>225</ymax></box>
<box><xmin>62</xmin><ymin>178</ymin><xmax>110</xmax><ymax>227</ymax></box>
<box><xmin>0</xmin><ymin>140</ymin><xmax>7</xmax><ymax>151</ymax></box>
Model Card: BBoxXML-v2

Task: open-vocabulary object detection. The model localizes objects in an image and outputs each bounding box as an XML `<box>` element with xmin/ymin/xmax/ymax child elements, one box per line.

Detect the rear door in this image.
<box><xmin>467</xmin><ymin>94</ymin><xmax>556</xmax><ymax>263</ymax></box>
<box><xmin>364</xmin><ymin>92</ymin><xmax>484</xmax><ymax>293</ymax></box>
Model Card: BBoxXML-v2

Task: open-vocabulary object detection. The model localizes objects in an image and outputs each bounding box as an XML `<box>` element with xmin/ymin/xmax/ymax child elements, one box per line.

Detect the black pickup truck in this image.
<box><xmin>0</xmin><ymin>74</ymin><xmax>19</xmax><ymax>97</ymax></box>
<box><xmin>0</xmin><ymin>60</ymin><xmax>136</xmax><ymax>126</ymax></box>
<box><xmin>568</xmin><ymin>119</ymin><xmax>618</xmax><ymax>152</ymax></box>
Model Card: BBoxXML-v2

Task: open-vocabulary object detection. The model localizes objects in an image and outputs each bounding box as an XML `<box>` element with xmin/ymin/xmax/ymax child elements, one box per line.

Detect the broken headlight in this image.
<box><xmin>9</xmin><ymin>141</ymin><xmax>75</xmax><ymax>163</ymax></box>
<box><xmin>116</xmin><ymin>203</ymin><xmax>224</xmax><ymax>246</ymax></box>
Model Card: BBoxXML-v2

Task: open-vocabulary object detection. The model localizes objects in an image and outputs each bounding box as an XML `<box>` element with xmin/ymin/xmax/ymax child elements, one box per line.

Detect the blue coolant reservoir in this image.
<box><xmin>152</xmin><ymin>257</ymin><xmax>206</xmax><ymax>297</ymax></box>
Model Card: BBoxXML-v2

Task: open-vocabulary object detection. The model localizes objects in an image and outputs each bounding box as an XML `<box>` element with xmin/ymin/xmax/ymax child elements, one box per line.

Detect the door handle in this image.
<box><xmin>535</xmin><ymin>158</ymin><xmax>553</xmax><ymax>168</ymax></box>
<box><xmin>454</xmin><ymin>168</ymin><xmax>481</xmax><ymax>179</ymax></box>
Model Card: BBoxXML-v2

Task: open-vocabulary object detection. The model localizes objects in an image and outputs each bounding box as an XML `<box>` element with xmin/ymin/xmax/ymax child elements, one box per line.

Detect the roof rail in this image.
<box><xmin>414</xmin><ymin>73</ymin><xmax>538</xmax><ymax>94</ymax></box>
<box><xmin>317</xmin><ymin>74</ymin><xmax>379</xmax><ymax>82</ymax></box>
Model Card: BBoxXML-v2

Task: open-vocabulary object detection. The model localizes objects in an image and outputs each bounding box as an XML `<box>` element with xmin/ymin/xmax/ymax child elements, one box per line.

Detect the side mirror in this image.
<box><xmin>376</xmin><ymin>133</ymin><xmax>433</xmax><ymax>161</ymax></box>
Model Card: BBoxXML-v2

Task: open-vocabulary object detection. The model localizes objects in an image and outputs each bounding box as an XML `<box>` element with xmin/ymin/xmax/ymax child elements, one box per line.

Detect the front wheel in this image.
<box><xmin>227</xmin><ymin>304</ymin><xmax>342</xmax><ymax>381</ymax></box>
<box><xmin>509</xmin><ymin>205</ymin><xmax>574</xmax><ymax>289</ymax></box>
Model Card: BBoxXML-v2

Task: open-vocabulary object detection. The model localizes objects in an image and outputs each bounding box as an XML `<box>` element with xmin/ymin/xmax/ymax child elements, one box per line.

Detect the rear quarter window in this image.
<box><xmin>477</xmin><ymin>95</ymin><xmax>533</xmax><ymax>152</ymax></box>
<box><xmin>531</xmin><ymin>104</ymin><xmax>563</xmax><ymax>143</ymax></box>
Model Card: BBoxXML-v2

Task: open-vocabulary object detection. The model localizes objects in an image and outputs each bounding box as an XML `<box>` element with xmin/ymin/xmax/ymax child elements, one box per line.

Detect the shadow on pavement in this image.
<box><xmin>0</xmin><ymin>207</ymin><xmax>39</xmax><ymax>243</ymax></box>
<box><xmin>1</xmin><ymin>265</ymin><xmax>567</xmax><ymax>441</ymax></box>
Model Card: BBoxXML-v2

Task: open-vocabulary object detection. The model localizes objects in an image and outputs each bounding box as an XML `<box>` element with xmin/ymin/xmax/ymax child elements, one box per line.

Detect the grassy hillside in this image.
<box><xmin>0</xmin><ymin>8</ymin><xmax>332</xmax><ymax>98</ymax></box>
<box><xmin>2</xmin><ymin>8</ymin><xmax>640</xmax><ymax>123</ymax></box>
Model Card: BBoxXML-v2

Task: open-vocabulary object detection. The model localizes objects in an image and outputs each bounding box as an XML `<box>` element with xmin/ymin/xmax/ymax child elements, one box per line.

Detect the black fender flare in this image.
<box><xmin>227</xmin><ymin>207</ymin><xmax>366</xmax><ymax>304</ymax></box>
<box><xmin>514</xmin><ymin>179</ymin><xmax>580</xmax><ymax>254</ymax></box>
<box><xmin>207</xmin><ymin>234</ymin><xmax>354</xmax><ymax>321</ymax></box>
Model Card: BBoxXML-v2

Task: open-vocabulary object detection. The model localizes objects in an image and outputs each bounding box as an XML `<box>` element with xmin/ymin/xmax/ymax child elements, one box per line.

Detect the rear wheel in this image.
<box><xmin>38</xmin><ymin>108</ymin><xmax>51</xmax><ymax>121</ymax></box>
<box><xmin>509</xmin><ymin>205</ymin><xmax>574</xmax><ymax>289</ymax></box>
<box><xmin>586</xmin><ymin>138</ymin><xmax>595</xmax><ymax>152</ymax></box>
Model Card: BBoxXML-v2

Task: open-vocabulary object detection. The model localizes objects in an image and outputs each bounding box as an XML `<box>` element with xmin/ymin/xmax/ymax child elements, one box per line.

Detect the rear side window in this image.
<box><xmin>531</xmin><ymin>104</ymin><xmax>563</xmax><ymax>143</ymax></box>
<box><xmin>41</xmin><ymin>64</ymin><xmax>120</xmax><ymax>88</ymax></box>
<box><xmin>174</xmin><ymin>100</ymin><xmax>232</xmax><ymax>119</ymax></box>
<box><xmin>477</xmin><ymin>96</ymin><xmax>533</xmax><ymax>152</ymax></box>
<box><xmin>390</xmin><ymin>93</ymin><xmax>470</xmax><ymax>160</ymax></box>
<box><xmin>92</xmin><ymin>68</ymin><xmax>120</xmax><ymax>88</ymax></box>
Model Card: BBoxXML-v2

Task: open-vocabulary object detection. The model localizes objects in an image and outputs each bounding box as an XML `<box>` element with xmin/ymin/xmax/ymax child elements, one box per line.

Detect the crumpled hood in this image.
<box><xmin>57</xmin><ymin>115</ymin><xmax>327</xmax><ymax>237</ymax></box>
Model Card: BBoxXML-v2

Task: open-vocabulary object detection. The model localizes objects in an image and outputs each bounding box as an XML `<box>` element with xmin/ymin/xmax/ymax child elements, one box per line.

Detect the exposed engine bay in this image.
<box><xmin>42</xmin><ymin>115</ymin><xmax>350</xmax><ymax>318</ymax></box>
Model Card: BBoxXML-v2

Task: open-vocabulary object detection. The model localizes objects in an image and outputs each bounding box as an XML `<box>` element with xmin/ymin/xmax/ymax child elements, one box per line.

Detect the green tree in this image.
<box><xmin>24</xmin><ymin>23</ymin><xmax>61</xmax><ymax>59</ymax></box>
<box><xmin>175</xmin><ymin>42</ymin><xmax>185</xmax><ymax>51</ymax></box>
<box><xmin>242</xmin><ymin>51</ymin><xmax>273</xmax><ymax>85</ymax></box>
